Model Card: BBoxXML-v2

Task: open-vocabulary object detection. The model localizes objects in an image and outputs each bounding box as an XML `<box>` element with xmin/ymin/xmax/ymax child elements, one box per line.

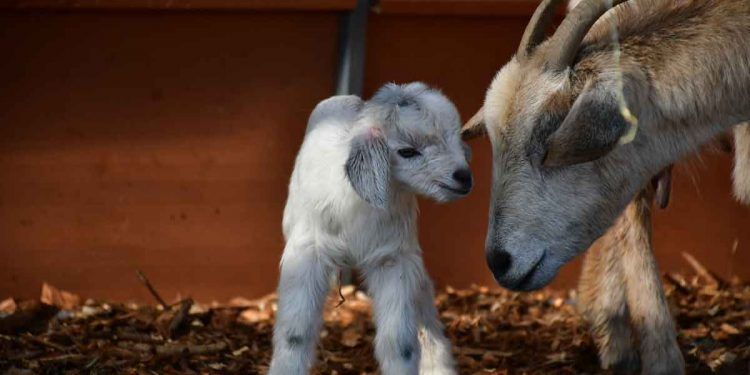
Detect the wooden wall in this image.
<box><xmin>1</xmin><ymin>4</ymin><xmax>748</xmax><ymax>303</ymax></box>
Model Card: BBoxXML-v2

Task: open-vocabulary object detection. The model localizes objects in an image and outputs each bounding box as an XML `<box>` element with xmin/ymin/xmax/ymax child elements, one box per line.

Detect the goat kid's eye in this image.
<box><xmin>397</xmin><ymin>148</ymin><xmax>421</xmax><ymax>158</ymax></box>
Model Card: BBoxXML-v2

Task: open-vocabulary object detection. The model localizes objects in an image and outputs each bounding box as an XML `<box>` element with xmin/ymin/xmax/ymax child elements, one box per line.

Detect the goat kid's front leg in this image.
<box><xmin>579</xmin><ymin>219</ymin><xmax>639</xmax><ymax>374</ymax></box>
<box><xmin>620</xmin><ymin>190</ymin><xmax>685</xmax><ymax>375</ymax></box>
<box><xmin>415</xmin><ymin>273</ymin><xmax>456</xmax><ymax>375</ymax></box>
<box><xmin>363</xmin><ymin>252</ymin><xmax>426</xmax><ymax>375</ymax></box>
<box><xmin>269</xmin><ymin>243</ymin><xmax>333</xmax><ymax>375</ymax></box>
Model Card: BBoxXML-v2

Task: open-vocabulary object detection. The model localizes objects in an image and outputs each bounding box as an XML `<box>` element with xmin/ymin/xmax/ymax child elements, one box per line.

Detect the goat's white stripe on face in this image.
<box><xmin>483</xmin><ymin>59</ymin><xmax>521</xmax><ymax>146</ymax></box>
<box><xmin>483</xmin><ymin>59</ymin><xmax>569</xmax><ymax>149</ymax></box>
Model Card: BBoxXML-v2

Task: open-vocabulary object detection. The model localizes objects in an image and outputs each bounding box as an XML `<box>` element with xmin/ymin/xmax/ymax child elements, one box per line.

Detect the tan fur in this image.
<box><xmin>568</xmin><ymin>0</ymin><xmax>583</xmax><ymax>12</ymax></box>
<box><xmin>573</xmin><ymin>3</ymin><xmax>747</xmax><ymax>372</ymax></box>
<box><xmin>579</xmin><ymin>224</ymin><xmax>637</xmax><ymax>372</ymax></box>
<box><xmin>734</xmin><ymin>123</ymin><xmax>750</xmax><ymax>204</ymax></box>
<box><xmin>579</xmin><ymin>188</ymin><xmax>683</xmax><ymax>374</ymax></box>
<box><xmin>469</xmin><ymin>2</ymin><xmax>748</xmax><ymax>373</ymax></box>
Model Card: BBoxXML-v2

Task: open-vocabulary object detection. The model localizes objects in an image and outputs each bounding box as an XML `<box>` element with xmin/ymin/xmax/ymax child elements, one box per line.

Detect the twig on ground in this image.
<box><xmin>155</xmin><ymin>341</ymin><xmax>228</xmax><ymax>357</ymax></box>
<box><xmin>114</xmin><ymin>330</ymin><xmax>162</xmax><ymax>344</ymax></box>
<box><xmin>168</xmin><ymin>299</ymin><xmax>193</xmax><ymax>339</ymax></box>
<box><xmin>681</xmin><ymin>252</ymin><xmax>721</xmax><ymax>286</ymax></box>
<box><xmin>135</xmin><ymin>270</ymin><xmax>169</xmax><ymax>310</ymax></box>
<box><xmin>336</xmin><ymin>270</ymin><xmax>346</xmax><ymax>308</ymax></box>
<box><xmin>21</xmin><ymin>334</ymin><xmax>67</xmax><ymax>352</ymax></box>
<box><xmin>105</xmin><ymin>346</ymin><xmax>139</xmax><ymax>360</ymax></box>
<box><xmin>37</xmin><ymin>353</ymin><xmax>86</xmax><ymax>364</ymax></box>
<box><xmin>665</xmin><ymin>273</ymin><xmax>692</xmax><ymax>294</ymax></box>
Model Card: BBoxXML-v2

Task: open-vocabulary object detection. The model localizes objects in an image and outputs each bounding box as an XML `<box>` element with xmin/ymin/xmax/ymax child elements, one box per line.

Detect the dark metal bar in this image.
<box><xmin>335</xmin><ymin>0</ymin><xmax>369</xmax><ymax>96</ymax></box>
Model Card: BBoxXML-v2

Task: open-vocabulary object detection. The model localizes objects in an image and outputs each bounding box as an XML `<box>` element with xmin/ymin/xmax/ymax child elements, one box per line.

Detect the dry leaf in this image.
<box><xmin>228</xmin><ymin>297</ymin><xmax>254</xmax><ymax>307</ymax></box>
<box><xmin>232</xmin><ymin>346</ymin><xmax>250</xmax><ymax>357</ymax></box>
<box><xmin>40</xmin><ymin>283</ymin><xmax>80</xmax><ymax>310</ymax></box>
<box><xmin>0</xmin><ymin>298</ymin><xmax>17</xmax><ymax>314</ymax></box>
<box><xmin>340</xmin><ymin>327</ymin><xmax>361</xmax><ymax>347</ymax></box>
<box><xmin>238</xmin><ymin>308</ymin><xmax>271</xmax><ymax>324</ymax></box>
<box><xmin>1</xmin><ymin>276</ymin><xmax>749</xmax><ymax>374</ymax></box>
<box><xmin>719</xmin><ymin>323</ymin><xmax>740</xmax><ymax>335</ymax></box>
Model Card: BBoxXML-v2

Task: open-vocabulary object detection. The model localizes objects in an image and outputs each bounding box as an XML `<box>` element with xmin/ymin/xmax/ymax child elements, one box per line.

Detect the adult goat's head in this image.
<box><xmin>464</xmin><ymin>0</ymin><xmax>661</xmax><ymax>291</ymax></box>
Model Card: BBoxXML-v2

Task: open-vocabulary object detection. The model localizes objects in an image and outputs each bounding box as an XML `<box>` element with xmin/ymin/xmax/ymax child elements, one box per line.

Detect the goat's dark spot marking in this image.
<box><xmin>287</xmin><ymin>335</ymin><xmax>304</xmax><ymax>346</ymax></box>
<box><xmin>401</xmin><ymin>345</ymin><xmax>414</xmax><ymax>361</ymax></box>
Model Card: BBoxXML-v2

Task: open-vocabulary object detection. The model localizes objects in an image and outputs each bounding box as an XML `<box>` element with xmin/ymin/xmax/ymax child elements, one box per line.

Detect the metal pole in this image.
<box><xmin>335</xmin><ymin>0</ymin><xmax>369</xmax><ymax>96</ymax></box>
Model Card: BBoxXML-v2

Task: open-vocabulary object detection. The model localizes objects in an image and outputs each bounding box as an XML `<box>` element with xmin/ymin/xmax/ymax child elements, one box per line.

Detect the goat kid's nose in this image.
<box><xmin>486</xmin><ymin>248</ymin><xmax>512</xmax><ymax>281</ymax></box>
<box><xmin>452</xmin><ymin>168</ymin><xmax>473</xmax><ymax>189</ymax></box>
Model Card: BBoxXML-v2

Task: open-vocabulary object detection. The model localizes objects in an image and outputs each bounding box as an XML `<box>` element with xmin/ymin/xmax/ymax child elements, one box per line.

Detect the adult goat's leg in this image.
<box><xmin>578</xmin><ymin>213</ymin><xmax>639</xmax><ymax>374</ymax></box>
<box><xmin>621</xmin><ymin>189</ymin><xmax>685</xmax><ymax>375</ymax></box>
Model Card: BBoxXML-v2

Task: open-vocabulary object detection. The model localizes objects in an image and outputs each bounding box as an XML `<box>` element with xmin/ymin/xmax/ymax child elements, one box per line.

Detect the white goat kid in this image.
<box><xmin>269</xmin><ymin>82</ymin><xmax>471</xmax><ymax>375</ymax></box>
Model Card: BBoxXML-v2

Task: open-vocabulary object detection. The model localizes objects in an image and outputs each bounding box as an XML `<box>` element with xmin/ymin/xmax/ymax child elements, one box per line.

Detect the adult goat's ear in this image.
<box><xmin>345</xmin><ymin>125</ymin><xmax>391</xmax><ymax>209</ymax></box>
<box><xmin>543</xmin><ymin>85</ymin><xmax>637</xmax><ymax>167</ymax></box>
<box><xmin>461</xmin><ymin>106</ymin><xmax>487</xmax><ymax>140</ymax></box>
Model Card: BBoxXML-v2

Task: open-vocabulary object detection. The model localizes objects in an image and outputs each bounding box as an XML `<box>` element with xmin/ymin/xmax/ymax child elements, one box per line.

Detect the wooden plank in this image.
<box><xmin>375</xmin><ymin>0</ymin><xmax>564</xmax><ymax>17</ymax></box>
<box><xmin>0</xmin><ymin>11</ymin><xmax>340</xmax><ymax>301</ymax></box>
<box><xmin>0</xmin><ymin>0</ymin><xmax>356</xmax><ymax>12</ymax></box>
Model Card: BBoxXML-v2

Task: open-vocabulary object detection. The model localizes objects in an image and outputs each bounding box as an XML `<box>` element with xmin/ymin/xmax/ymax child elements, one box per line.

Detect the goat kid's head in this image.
<box><xmin>464</xmin><ymin>0</ymin><xmax>657</xmax><ymax>291</ymax></box>
<box><xmin>346</xmin><ymin>82</ymin><xmax>472</xmax><ymax>209</ymax></box>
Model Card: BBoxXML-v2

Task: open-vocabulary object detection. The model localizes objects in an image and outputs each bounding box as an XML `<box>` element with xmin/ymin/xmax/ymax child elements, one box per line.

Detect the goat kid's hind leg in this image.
<box><xmin>621</xmin><ymin>190</ymin><xmax>685</xmax><ymax>375</ymax></box>
<box><xmin>363</xmin><ymin>253</ymin><xmax>425</xmax><ymax>375</ymax></box>
<box><xmin>578</xmin><ymin>218</ymin><xmax>639</xmax><ymax>374</ymax></box>
<box><xmin>415</xmin><ymin>273</ymin><xmax>456</xmax><ymax>375</ymax></box>
<box><xmin>269</xmin><ymin>243</ymin><xmax>333</xmax><ymax>375</ymax></box>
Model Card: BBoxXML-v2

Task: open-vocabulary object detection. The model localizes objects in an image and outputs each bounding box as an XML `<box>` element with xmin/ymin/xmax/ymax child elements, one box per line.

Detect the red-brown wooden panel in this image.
<box><xmin>0</xmin><ymin>8</ymin><xmax>748</xmax><ymax>303</ymax></box>
<box><xmin>0</xmin><ymin>0</ymin><xmax>355</xmax><ymax>11</ymax></box>
<box><xmin>0</xmin><ymin>11</ymin><xmax>340</xmax><ymax>302</ymax></box>
<box><xmin>376</xmin><ymin>0</ymin><xmax>562</xmax><ymax>16</ymax></box>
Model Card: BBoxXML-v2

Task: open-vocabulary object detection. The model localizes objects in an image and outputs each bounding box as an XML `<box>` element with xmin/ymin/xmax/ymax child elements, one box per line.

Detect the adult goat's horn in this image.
<box><xmin>517</xmin><ymin>0</ymin><xmax>565</xmax><ymax>60</ymax></box>
<box><xmin>546</xmin><ymin>0</ymin><xmax>630</xmax><ymax>71</ymax></box>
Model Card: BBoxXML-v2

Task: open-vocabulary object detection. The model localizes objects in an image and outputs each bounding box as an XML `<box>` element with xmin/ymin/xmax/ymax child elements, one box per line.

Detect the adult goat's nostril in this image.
<box><xmin>486</xmin><ymin>249</ymin><xmax>512</xmax><ymax>280</ymax></box>
<box><xmin>452</xmin><ymin>168</ymin><xmax>473</xmax><ymax>189</ymax></box>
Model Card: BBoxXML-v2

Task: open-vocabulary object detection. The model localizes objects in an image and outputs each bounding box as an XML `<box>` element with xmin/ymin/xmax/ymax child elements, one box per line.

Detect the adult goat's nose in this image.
<box><xmin>486</xmin><ymin>248</ymin><xmax>512</xmax><ymax>281</ymax></box>
<box><xmin>452</xmin><ymin>168</ymin><xmax>473</xmax><ymax>190</ymax></box>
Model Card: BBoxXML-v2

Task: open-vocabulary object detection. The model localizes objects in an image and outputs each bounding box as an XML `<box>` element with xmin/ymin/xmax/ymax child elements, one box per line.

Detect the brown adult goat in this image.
<box><xmin>463</xmin><ymin>0</ymin><xmax>750</xmax><ymax>373</ymax></box>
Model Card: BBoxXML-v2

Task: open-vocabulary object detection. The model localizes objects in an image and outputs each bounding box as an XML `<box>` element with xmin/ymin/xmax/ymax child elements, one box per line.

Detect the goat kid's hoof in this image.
<box><xmin>640</xmin><ymin>345</ymin><xmax>685</xmax><ymax>375</ymax></box>
<box><xmin>602</xmin><ymin>348</ymin><xmax>640</xmax><ymax>375</ymax></box>
<box><xmin>418</xmin><ymin>366</ymin><xmax>456</xmax><ymax>375</ymax></box>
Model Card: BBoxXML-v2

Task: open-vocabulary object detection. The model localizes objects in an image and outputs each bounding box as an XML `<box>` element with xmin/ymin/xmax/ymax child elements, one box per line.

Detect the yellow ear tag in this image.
<box><xmin>617</xmin><ymin>106</ymin><xmax>639</xmax><ymax>145</ymax></box>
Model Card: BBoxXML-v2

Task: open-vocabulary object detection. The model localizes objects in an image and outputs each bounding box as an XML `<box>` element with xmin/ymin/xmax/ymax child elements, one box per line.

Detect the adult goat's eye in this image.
<box><xmin>397</xmin><ymin>148</ymin><xmax>421</xmax><ymax>158</ymax></box>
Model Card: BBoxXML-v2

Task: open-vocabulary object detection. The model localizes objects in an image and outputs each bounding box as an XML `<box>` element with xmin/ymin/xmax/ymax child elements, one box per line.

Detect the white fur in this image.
<box><xmin>269</xmin><ymin>85</ymin><xmax>462</xmax><ymax>375</ymax></box>
<box><xmin>483</xmin><ymin>59</ymin><xmax>521</xmax><ymax>144</ymax></box>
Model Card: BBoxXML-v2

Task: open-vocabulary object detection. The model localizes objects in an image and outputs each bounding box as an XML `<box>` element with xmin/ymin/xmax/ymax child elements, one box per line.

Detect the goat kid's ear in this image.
<box><xmin>461</xmin><ymin>106</ymin><xmax>488</xmax><ymax>140</ymax></box>
<box><xmin>543</xmin><ymin>87</ymin><xmax>634</xmax><ymax>167</ymax></box>
<box><xmin>345</xmin><ymin>126</ymin><xmax>391</xmax><ymax>209</ymax></box>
